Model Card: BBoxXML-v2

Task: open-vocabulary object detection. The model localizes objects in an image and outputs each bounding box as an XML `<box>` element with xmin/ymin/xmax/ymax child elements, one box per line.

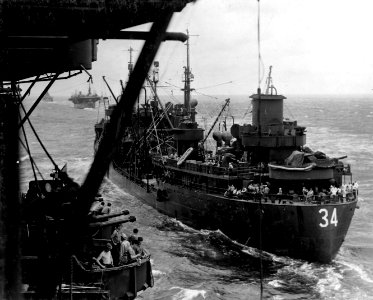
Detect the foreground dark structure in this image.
<box><xmin>0</xmin><ymin>1</ymin><xmax>194</xmax><ymax>298</ymax></box>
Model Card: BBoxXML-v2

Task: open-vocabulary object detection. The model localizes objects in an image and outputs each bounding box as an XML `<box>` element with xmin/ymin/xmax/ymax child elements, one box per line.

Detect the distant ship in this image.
<box><xmin>42</xmin><ymin>91</ymin><xmax>53</xmax><ymax>102</ymax></box>
<box><xmin>69</xmin><ymin>83</ymin><xmax>101</xmax><ymax>109</ymax></box>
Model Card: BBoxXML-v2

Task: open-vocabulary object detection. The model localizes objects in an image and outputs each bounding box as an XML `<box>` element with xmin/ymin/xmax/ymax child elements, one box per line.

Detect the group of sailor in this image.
<box><xmin>224</xmin><ymin>184</ymin><xmax>241</xmax><ymax>197</ymax></box>
<box><xmin>224</xmin><ymin>181</ymin><xmax>359</xmax><ymax>202</ymax></box>
<box><xmin>332</xmin><ymin>182</ymin><xmax>359</xmax><ymax>198</ymax></box>
<box><xmin>93</xmin><ymin>226</ymin><xmax>149</xmax><ymax>269</ymax></box>
<box><xmin>302</xmin><ymin>181</ymin><xmax>359</xmax><ymax>202</ymax></box>
<box><xmin>88</xmin><ymin>194</ymin><xmax>112</xmax><ymax>216</ymax></box>
<box><xmin>224</xmin><ymin>183</ymin><xmax>270</xmax><ymax>198</ymax></box>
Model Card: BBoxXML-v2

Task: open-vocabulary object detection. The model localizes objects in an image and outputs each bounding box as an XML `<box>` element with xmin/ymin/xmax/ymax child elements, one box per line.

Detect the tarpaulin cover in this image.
<box><xmin>314</xmin><ymin>158</ymin><xmax>336</xmax><ymax>168</ymax></box>
<box><xmin>285</xmin><ymin>151</ymin><xmax>304</xmax><ymax>167</ymax></box>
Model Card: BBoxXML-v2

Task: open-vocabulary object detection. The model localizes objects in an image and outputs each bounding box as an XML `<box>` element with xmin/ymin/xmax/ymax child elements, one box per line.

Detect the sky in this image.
<box><xmin>36</xmin><ymin>0</ymin><xmax>373</xmax><ymax>98</ymax></box>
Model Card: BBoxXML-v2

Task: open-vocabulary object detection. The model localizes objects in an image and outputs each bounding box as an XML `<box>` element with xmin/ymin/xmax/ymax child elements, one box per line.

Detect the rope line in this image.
<box><xmin>18</xmin><ymin>101</ymin><xmax>60</xmax><ymax>172</ymax></box>
<box><xmin>257</xmin><ymin>1</ymin><xmax>264</xmax><ymax>298</ymax></box>
<box><xmin>16</xmin><ymin>93</ymin><xmax>40</xmax><ymax>184</ymax></box>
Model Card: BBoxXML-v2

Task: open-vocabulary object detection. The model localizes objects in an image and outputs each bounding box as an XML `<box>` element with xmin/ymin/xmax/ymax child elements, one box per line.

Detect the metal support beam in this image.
<box><xmin>6</xmin><ymin>71</ymin><xmax>81</xmax><ymax>85</ymax></box>
<box><xmin>76</xmin><ymin>11</ymin><xmax>175</xmax><ymax>230</ymax></box>
<box><xmin>0</xmin><ymin>85</ymin><xmax>21</xmax><ymax>299</ymax></box>
<box><xmin>18</xmin><ymin>73</ymin><xmax>59</xmax><ymax>129</ymax></box>
<box><xmin>103</xmin><ymin>31</ymin><xmax>188</xmax><ymax>42</ymax></box>
<box><xmin>21</xmin><ymin>75</ymin><xmax>40</xmax><ymax>102</ymax></box>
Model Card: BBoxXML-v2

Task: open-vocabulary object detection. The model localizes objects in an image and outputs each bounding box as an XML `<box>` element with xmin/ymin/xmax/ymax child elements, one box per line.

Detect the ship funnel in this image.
<box><xmin>250</xmin><ymin>93</ymin><xmax>286</xmax><ymax>133</ymax></box>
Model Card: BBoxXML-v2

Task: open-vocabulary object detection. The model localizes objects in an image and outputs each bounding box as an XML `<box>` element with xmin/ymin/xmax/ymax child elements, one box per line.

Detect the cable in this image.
<box><xmin>13</xmin><ymin>82</ymin><xmax>46</xmax><ymax>181</ymax></box>
<box><xmin>257</xmin><ymin>0</ymin><xmax>261</xmax><ymax>90</ymax></box>
<box><xmin>18</xmin><ymin>138</ymin><xmax>45</xmax><ymax>181</ymax></box>
<box><xmin>16</xmin><ymin>96</ymin><xmax>39</xmax><ymax>184</ymax></box>
<box><xmin>18</xmin><ymin>100</ymin><xmax>60</xmax><ymax>172</ymax></box>
<box><xmin>257</xmin><ymin>1</ymin><xmax>264</xmax><ymax>298</ymax></box>
<box><xmin>193</xmin><ymin>90</ymin><xmax>219</xmax><ymax>100</ymax></box>
<box><xmin>15</xmin><ymin>86</ymin><xmax>46</xmax><ymax>180</ymax></box>
<box><xmin>195</xmin><ymin>81</ymin><xmax>233</xmax><ymax>90</ymax></box>
<box><xmin>164</xmin><ymin>81</ymin><xmax>219</xmax><ymax>100</ymax></box>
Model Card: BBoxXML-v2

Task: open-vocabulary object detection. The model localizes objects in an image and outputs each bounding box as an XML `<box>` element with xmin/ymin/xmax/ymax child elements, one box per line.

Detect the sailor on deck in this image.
<box><xmin>94</xmin><ymin>243</ymin><xmax>114</xmax><ymax>269</ymax></box>
<box><xmin>330</xmin><ymin>185</ymin><xmax>338</xmax><ymax>199</ymax></box>
<box><xmin>119</xmin><ymin>233</ymin><xmax>131</xmax><ymax>265</ymax></box>
<box><xmin>353</xmin><ymin>182</ymin><xmax>359</xmax><ymax>197</ymax></box>
<box><xmin>306</xmin><ymin>188</ymin><xmax>314</xmax><ymax>202</ymax></box>
<box><xmin>111</xmin><ymin>225</ymin><xmax>121</xmax><ymax>266</ymax></box>
<box><xmin>101</xmin><ymin>202</ymin><xmax>112</xmax><ymax>214</ymax></box>
<box><xmin>302</xmin><ymin>187</ymin><xmax>308</xmax><ymax>200</ymax></box>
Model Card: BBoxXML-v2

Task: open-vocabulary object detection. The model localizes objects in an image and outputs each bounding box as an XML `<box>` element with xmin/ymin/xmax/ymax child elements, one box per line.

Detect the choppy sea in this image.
<box><xmin>20</xmin><ymin>94</ymin><xmax>373</xmax><ymax>299</ymax></box>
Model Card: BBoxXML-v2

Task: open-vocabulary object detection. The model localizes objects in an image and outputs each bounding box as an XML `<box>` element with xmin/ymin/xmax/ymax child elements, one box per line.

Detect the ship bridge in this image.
<box><xmin>238</xmin><ymin>93</ymin><xmax>307</xmax><ymax>162</ymax></box>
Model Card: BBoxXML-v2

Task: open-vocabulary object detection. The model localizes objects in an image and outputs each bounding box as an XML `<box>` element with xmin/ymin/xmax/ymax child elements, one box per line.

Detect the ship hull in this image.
<box><xmin>109</xmin><ymin>164</ymin><xmax>357</xmax><ymax>263</ymax></box>
<box><xmin>72</xmin><ymin>101</ymin><xmax>96</xmax><ymax>109</ymax></box>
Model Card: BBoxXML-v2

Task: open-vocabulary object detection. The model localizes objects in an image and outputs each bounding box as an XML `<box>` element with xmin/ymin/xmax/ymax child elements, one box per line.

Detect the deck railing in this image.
<box><xmin>158</xmin><ymin>156</ymin><xmax>259</xmax><ymax>178</ymax></box>
<box><xmin>114</xmin><ymin>160</ymin><xmax>357</xmax><ymax>205</ymax></box>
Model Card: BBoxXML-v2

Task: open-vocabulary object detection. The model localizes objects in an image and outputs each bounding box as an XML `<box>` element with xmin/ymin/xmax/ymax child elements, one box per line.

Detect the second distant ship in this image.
<box><xmin>69</xmin><ymin>83</ymin><xmax>101</xmax><ymax>109</ymax></box>
<box><xmin>42</xmin><ymin>91</ymin><xmax>53</xmax><ymax>102</ymax></box>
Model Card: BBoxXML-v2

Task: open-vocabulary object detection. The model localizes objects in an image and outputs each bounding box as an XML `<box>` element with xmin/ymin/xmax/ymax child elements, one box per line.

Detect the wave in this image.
<box><xmin>169</xmin><ymin>287</ymin><xmax>206</xmax><ymax>300</ymax></box>
<box><xmin>156</xmin><ymin>218</ymin><xmax>202</xmax><ymax>234</ymax></box>
<box><xmin>338</xmin><ymin>261</ymin><xmax>373</xmax><ymax>284</ymax></box>
<box><xmin>315</xmin><ymin>266</ymin><xmax>342</xmax><ymax>294</ymax></box>
<box><xmin>152</xmin><ymin>269</ymin><xmax>166</xmax><ymax>277</ymax></box>
<box><xmin>268</xmin><ymin>279</ymin><xmax>283</xmax><ymax>288</ymax></box>
<box><xmin>19</xmin><ymin>154</ymin><xmax>30</xmax><ymax>162</ymax></box>
<box><xmin>156</xmin><ymin>218</ymin><xmax>292</xmax><ymax>265</ymax></box>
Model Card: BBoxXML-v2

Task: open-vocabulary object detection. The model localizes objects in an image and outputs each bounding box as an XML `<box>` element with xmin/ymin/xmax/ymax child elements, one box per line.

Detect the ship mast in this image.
<box><xmin>182</xmin><ymin>30</ymin><xmax>194</xmax><ymax>114</ymax></box>
<box><xmin>128</xmin><ymin>46</ymin><xmax>134</xmax><ymax>77</ymax></box>
<box><xmin>256</xmin><ymin>1</ymin><xmax>264</xmax><ymax>298</ymax></box>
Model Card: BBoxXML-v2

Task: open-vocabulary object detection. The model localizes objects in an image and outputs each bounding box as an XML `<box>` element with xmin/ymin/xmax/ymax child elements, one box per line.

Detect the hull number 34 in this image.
<box><xmin>319</xmin><ymin>208</ymin><xmax>338</xmax><ymax>227</ymax></box>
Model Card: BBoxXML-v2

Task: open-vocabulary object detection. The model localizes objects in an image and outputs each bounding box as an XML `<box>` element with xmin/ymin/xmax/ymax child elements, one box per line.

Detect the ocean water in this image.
<box><xmin>19</xmin><ymin>94</ymin><xmax>373</xmax><ymax>299</ymax></box>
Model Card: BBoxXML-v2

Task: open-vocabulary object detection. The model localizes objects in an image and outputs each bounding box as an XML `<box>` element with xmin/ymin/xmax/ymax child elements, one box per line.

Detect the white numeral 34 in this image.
<box><xmin>319</xmin><ymin>208</ymin><xmax>338</xmax><ymax>227</ymax></box>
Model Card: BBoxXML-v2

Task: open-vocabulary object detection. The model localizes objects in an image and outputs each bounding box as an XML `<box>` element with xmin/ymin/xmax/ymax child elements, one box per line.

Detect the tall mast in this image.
<box><xmin>257</xmin><ymin>0</ymin><xmax>262</xmax><ymax>135</ymax></box>
<box><xmin>128</xmin><ymin>46</ymin><xmax>134</xmax><ymax>77</ymax></box>
<box><xmin>183</xmin><ymin>29</ymin><xmax>193</xmax><ymax>113</ymax></box>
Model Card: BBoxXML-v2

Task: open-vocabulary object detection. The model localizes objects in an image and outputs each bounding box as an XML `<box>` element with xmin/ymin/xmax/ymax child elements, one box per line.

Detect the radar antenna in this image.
<box><xmin>264</xmin><ymin>66</ymin><xmax>277</xmax><ymax>95</ymax></box>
